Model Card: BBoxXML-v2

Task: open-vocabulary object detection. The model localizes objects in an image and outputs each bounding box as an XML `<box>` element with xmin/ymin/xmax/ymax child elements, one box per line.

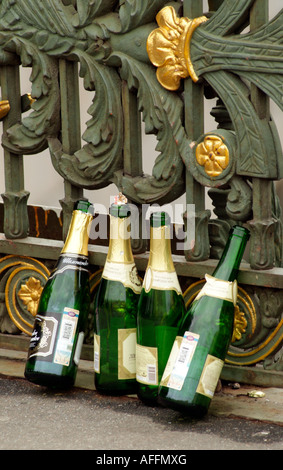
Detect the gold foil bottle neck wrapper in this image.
<box><xmin>61</xmin><ymin>210</ymin><xmax>93</xmax><ymax>257</ymax></box>
<box><xmin>107</xmin><ymin>215</ymin><xmax>134</xmax><ymax>264</ymax></box>
<box><xmin>148</xmin><ymin>225</ymin><xmax>175</xmax><ymax>272</ymax></box>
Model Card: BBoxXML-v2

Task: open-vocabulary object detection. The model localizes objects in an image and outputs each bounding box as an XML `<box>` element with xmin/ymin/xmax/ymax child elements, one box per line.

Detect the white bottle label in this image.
<box><xmin>161</xmin><ymin>331</ymin><xmax>224</xmax><ymax>399</ymax></box>
<box><xmin>102</xmin><ymin>260</ymin><xmax>142</xmax><ymax>294</ymax></box>
<box><xmin>136</xmin><ymin>344</ymin><xmax>158</xmax><ymax>385</ymax></box>
<box><xmin>195</xmin><ymin>274</ymin><xmax>238</xmax><ymax>305</ymax></box>
<box><xmin>54</xmin><ymin>307</ymin><xmax>79</xmax><ymax>366</ymax></box>
<box><xmin>162</xmin><ymin>332</ymin><xmax>200</xmax><ymax>391</ymax></box>
<box><xmin>94</xmin><ymin>333</ymin><xmax>100</xmax><ymax>373</ymax></box>
<box><xmin>73</xmin><ymin>331</ymin><xmax>84</xmax><ymax>366</ymax></box>
<box><xmin>94</xmin><ymin>329</ymin><xmax>137</xmax><ymax>380</ymax></box>
<box><xmin>118</xmin><ymin>328</ymin><xmax>137</xmax><ymax>380</ymax></box>
<box><xmin>143</xmin><ymin>267</ymin><xmax>182</xmax><ymax>295</ymax></box>
<box><xmin>196</xmin><ymin>355</ymin><xmax>224</xmax><ymax>398</ymax></box>
<box><xmin>160</xmin><ymin>336</ymin><xmax>183</xmax><ymax>387</ymax></box>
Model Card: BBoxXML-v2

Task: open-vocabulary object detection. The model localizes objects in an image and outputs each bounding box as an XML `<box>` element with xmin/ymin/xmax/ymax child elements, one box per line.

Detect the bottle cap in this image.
<box><xmin>75</xmin><ymin>199</ymin><xmax>94</xmax><ymax>216</ymax></box>
<box><xmin>150</xmin><ymin>211</ymin><xmax>171</xmax><ymax>227</ymax></box>
<box><xmin>110</xmin><ymin>193</ymin><xmax>131</xmax><ymax>218</ymax></box>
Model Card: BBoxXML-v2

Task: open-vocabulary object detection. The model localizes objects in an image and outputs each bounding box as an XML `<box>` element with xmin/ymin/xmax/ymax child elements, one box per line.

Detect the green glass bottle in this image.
<box><xmin>158</xmin><ymin>225</ymin><xmax>250</xmax><ymax>417</ymax></box>
<box><xmin>94</xmin><ymin>194</ymin><xmax>142</xmax><ymax>395</ymax></box>
<box><xmin>25</xmin><ymin>200</ymin><xmax>94</xmax><ymax>389</ymax></box>
<box><xmin>136</xmin><ymin>212</ymin><xmax>186</xmax><ymax>405</ymax></box>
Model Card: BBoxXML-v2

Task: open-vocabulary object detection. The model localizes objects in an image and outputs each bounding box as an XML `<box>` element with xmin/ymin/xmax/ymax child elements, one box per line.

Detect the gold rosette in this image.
<box><xmin>196</xmin><ymin>135</ymin><xmax>230</xmax><ymax>177</ymax></box>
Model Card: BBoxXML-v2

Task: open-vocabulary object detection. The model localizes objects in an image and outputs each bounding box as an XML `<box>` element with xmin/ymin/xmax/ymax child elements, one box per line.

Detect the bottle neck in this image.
<box><xmin>212</xmin><ymin>227</ymin><xmax>249</xmax><ymax>282</ymax></box>
<box><xmin>148</xmin><ymin>224</ymin><xmax>174</xmax><ymax>272</ymax></box>
<box><xmin>107</xmin><ymin>215</ymin><xmax>134</xmax><ymax>264</ymax></box>
<box><xmin>61</xmin><ymin>210</ymin><xmax>93</xmax><ymax>257</ymax></box>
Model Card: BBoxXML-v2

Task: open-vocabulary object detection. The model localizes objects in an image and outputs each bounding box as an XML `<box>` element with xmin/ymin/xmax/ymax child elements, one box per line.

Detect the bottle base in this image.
<box><xmin>94</xmin><ymin>377</ymin><xmax>137</xmax><ymax>396</ymax></box>
<box><xmin>25</xmin><ymin>370</ymin><xmax>74</xmax><ymax>389</ymax></box>
<box><xmin>137</xmin><ymin>395</ymin><xmax>158</xmax><ymax>407</ymax></box>
<box><xmin>158</xmin><ymin>396</ymin><xmax>208</xmax><ymax>418</ymax></box>
<box><xmin>95</xmin><ymin>389</ymin><xmax>137</xmax><ymax>397</ymax></box>
<box><xmin>95</xmin><ymin>386</ymin><xmax>137</xmax><ymax>397</ymax></box>
<box><xmin>137</xmin><ymin>384</ymin><xmax>158</xmax><ymax>406</ymax></box>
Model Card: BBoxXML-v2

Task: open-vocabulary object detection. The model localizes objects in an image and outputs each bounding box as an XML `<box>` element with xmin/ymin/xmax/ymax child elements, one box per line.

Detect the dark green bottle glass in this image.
<box><xmin>136</xmin><ymin>212</ymin><xmax>186</xmax><ymax>405</ymax></box>
<box><xmin>94</xmin><ymin>194</ymin><xmax>142</xmax><ymax>395</ymax></box>
<box><xmin>158</xmin><ymin>225</ymin><xmax>250</xmax><ymax>417</ymax></box>
<box><xmin>24</xmin><ymin>200</ymin><xmax>94</xmax><ymax>389</ymax></box>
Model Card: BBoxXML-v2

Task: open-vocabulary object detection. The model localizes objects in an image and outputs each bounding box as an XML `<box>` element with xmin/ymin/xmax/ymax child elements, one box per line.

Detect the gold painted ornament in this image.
<box><xmin>0</xmin><ymin>100</ymin><xmax>10</xmax><ymax>119</ymax></box>
<box><xmin>18</xmin><ymin>277</ymin><xmax>43</xmax><ymax>316</ymax></box>
<box><xmin>147</xmin><ymin>6</ymin><xmax>208</xmax><ymax>90</ymax></box>
<box><xmin>196</xmin><ymin>135</ymin><xmax>230</xmax><ymax>177</ymax></box>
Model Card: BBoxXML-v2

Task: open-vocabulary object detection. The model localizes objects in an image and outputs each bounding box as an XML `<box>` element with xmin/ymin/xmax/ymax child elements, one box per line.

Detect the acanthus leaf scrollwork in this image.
<box><xmin>0</xmin><ymin>0</ymin><xmax>188</xmax><ymax>206</ymax></box>
<box><xmin>49</xmin><ymin>52</ymin><xmax>124</xmax><ymax>190</ymax></box>
<box><xmin>110</xmin><ymin>52</ymin><xmax>187</xmax><ymax>204</ymax></box>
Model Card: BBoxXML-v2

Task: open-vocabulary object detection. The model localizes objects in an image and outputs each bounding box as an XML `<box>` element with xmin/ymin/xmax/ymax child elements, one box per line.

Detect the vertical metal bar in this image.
<box><xmin>0</xmin><ymin>65</ymin><xmax>29</xmax><ymax>239</ymax></box>
<box><xmin>59</xmin><ymin>59</ymin><xmax>84</xmax><ymax>239</ymax></box>
<box><xmin>248</xmin><ymin>0</ymin><xmax>275</xmax><ymax>269</ymax></box>
<box><xmin>122</xmin><ymin>81</ymin><xmax>142</xmax><ymax>177</ymax></box>
<box><xmin>250</xmin><ymin>0</ymin><xmax>270</xmax><ymax>121</ymax></box>
<box><xmin>122</xmin><ymin>81</ymin><xmax>146</xmax><ymax>253</ymax></box>
<box><xmin>183</xmin><ymin>0</ymin><xmax>210</xmax><ymax>261</ymax></box>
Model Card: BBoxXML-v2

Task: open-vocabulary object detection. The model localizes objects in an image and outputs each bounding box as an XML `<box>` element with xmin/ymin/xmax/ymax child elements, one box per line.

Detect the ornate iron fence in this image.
<box><xmin>0</xmin><ymin>0</ymin><xmax>282</xmax><ymax>386</ymax></box>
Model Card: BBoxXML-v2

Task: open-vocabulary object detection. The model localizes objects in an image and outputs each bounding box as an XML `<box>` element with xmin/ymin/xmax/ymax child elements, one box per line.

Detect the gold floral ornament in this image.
<box><xmin>147</xmin><ymin>6</ymin><xmax>208</xmax><ymax>91</ymax></box>
<box><xmin>196</xmin><ymin>135</ymin><xmax>230</xmax><ymax>177</ymax></box>
<box><xmin>0</xmin><ymin>100</ymin><xmax>10</xmax><ymax>120</ymax></box>
<box><xmin>18</xmin><ymin>277</ymin><xmax>43</xmax><ymax>317</ymax></box>
<box><xmin>232</xmin><ymin>305</ymin><xmax>248</xmax><ymax>343</ymax></box>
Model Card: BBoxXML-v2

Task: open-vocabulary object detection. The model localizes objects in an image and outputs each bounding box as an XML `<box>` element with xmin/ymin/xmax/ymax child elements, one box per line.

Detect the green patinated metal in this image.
<box><xmin>0</xmin><ymin>0</ymin><xmax>283</xmax><ymax>386</ymax></box>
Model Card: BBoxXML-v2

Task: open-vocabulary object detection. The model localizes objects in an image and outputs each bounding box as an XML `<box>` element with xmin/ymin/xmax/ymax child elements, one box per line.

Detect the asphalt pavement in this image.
<box><xmin>0</xmin><ymin>348</ymin><xmax>283</xmax><ymax>452</ymax></box>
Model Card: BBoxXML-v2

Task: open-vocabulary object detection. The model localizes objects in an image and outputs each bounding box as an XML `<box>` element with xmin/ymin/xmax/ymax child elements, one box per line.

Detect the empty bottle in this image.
<box><xmin>94</xmin><ymin>194</ymin><xmax>142</xmax><ymax>395</ymax></box>
<box><xmin>25</xmin><ymin>200</ymin><xmax>94</xmax><ymax>388</ymax></box>
<box><xmin>136</xmin><ymin>211</ymin><xmax>185</xmax><ymax>405</ymax></box>
<box><xmin>158</xmin><ymin>225</ymin><xmax>250</xmax><ymax>417</ymax></box>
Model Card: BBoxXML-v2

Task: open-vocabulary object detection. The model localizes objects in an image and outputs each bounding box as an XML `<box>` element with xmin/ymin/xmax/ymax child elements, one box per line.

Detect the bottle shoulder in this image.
<box><xmin>138</xmin><ymin>288</ymin><xmax>185</xmax><ymax>320</ymax></box>
<box><xmin>98</xmin><ymin>277</ymin><xmax>133</xmax><ymax>294</ymax></box>
<box><xmin>48</xmin><ymin>255</ymin><xmax>90</xmax><ymax>280</ymax></box>
<box><xmin>101</xmin><ymin>260</ymin><xmax>142</xmax><ymax>294</ymax></box>
<box><xmin>180</xmin><ymin>295</ymin><xmax>235</xmax><ymax>335</ymax></box>
<box><xmin>96</xmin><ymin>277</ymin><xmax>140</xmax><ymax>306</ymax></box>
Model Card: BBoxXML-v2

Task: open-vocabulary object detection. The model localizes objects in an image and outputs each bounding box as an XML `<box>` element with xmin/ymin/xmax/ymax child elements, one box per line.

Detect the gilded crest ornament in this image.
<box><xmin>147</xmin><ymin>6</ymin><xmax>208</xmax><ymax>90</ymax></box>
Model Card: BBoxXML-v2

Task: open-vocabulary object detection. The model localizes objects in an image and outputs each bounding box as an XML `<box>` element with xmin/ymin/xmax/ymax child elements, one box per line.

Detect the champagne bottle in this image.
<box><xmin>158</xmin><ymin>225</ymin><xmax>250</xmax><ymax>417</ymax></box>
<box><xmin>25</xmin><ymin>200</ymin><xmax>94</xmax><ymax>388</ymax></box>
<box><xmin>94</xmin><ymin>194</ymin><xmax>142</xmax><ymax>395</ymax></box>
<box><xmin>136</xmin><ymin>211</ymin><xmax>186</xmax><ymax>405</ymax></box>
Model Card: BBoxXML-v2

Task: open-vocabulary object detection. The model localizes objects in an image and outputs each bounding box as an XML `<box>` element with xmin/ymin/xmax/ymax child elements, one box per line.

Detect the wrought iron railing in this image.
<box><xmin>0</xmin><ymin>0</ymin><xmax>282</xmax><ymax>386</ymax></box>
